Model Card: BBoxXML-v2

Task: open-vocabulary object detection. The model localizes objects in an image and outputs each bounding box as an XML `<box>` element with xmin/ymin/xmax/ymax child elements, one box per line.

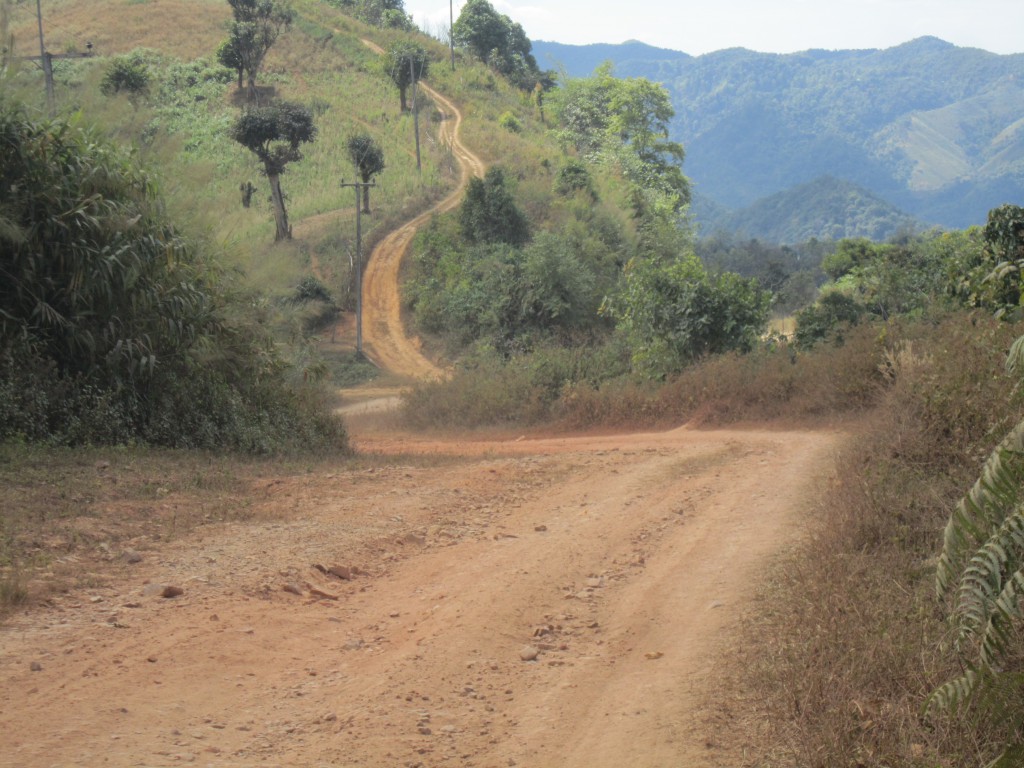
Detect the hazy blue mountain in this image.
<box><xmin>533</xmin><ymin>37</ymin><xmax>1024</xmax><ymax>240</ymax></box>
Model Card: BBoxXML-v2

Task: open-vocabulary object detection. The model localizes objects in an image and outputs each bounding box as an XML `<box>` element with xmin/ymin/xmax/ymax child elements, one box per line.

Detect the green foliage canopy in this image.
<box><xmin>605</xmin><ymin>254</ymin><xmax>771</xmax><ymax>377</ymax></box>
<box><xmin>346</xmin><ymin>132</ymin><xmax>385</xmax><ymax>213</ymax></box>
<box><xmin>381</xmin><ymin>42</ymin><xmax>429</xmax><ymax>112</ymax></box>
<box><xmin>230</xmin><ymin>100</ymin><xmax>316</xmax><ymax>241</ymax></box>
<box><xmin>100</xmin><ymin>54</ymin><xmax>151</xmax><ymax>99</ymax></box>
<box><xmin>226</xmin><ymin>0</ymin><xmax>294</xmax><ymax>100</ymax></box>
<box><xmin>458</xmin><ymin>167</ymin><xmax>530</xmax><ymax>247</ymax></box>
<box><xmin>452</xmin><ymin>0</ymin><xmax>544</xmax><ymax>89</ymax></box>
<box><xmin>0</xmin><ymin>96</ymin><xmax>342</xmax><ymax>452</ymax></box>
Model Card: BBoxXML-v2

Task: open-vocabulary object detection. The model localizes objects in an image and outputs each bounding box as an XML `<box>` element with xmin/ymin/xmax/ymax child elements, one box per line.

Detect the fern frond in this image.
<box><xmin>938</xmin><ymin>419</ymin><xmax>1024</xmax><ymax>598</ymax></box>
<box><xmin>926</xmin><ymin>669</ymin><xmax>980</xmax><ymax>716</ymax></box>
<box><xmin>980</xmin><ymin>567</ymin><xmax>1024</xmax><ymax>667</ymax></box>
<box><xmin>1006</xmin><ymin>335</ymin><xmax>1024</xmax><ymax>376</ymax></box>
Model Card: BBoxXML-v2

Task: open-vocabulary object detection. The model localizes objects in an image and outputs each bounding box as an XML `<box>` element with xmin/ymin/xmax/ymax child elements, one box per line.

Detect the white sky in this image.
<box><xmin>404</xmin><ymin>0</ymin><xmax>1024</xmax><ymax>56</ymax></box>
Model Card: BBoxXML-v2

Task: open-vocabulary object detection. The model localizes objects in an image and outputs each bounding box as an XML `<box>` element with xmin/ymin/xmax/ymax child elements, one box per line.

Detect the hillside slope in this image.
<box><xmin>536</xmin><ymin>36</ymin><xmax>1024</xmax><ymax>235</ymax></box>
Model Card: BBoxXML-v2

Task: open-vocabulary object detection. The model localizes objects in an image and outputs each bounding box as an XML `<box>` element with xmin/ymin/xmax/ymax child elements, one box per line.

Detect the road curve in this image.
<box><xmin>359</xmin><ymin>41</ymin><xmax>485</xmax><ymax>380</ymax></box>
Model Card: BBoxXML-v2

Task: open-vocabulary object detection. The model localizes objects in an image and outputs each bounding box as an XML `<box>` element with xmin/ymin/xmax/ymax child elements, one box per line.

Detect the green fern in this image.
<box><xmin>929</xmin><ymin>335</ymin><xmax>1024</xmax><ymax>765</ymax></box>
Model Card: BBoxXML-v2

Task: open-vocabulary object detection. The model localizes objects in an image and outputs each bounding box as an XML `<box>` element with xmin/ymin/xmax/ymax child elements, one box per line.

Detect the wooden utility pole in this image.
<box><xmin>449</xmin><ymin>0</ymin><xmax>455</xmax><ymax>72</ymax></box>
<box><xmin>410</xmin><ymin>56</ymin><xmax>421</xmax><ymax>173</ymax></box>
<box><xmin>340</xmin><ymin>179</ymin><xmax>376</xmax><ymax>356</ymax></box>
<box><xmin>26</xmin><ymin>0</ymin><xmax>94</xmax><ymax>114</ymax></box>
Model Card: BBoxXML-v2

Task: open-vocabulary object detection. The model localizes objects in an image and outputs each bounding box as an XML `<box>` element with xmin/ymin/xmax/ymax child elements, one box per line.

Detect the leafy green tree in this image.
<box><xmin>452</xmin><ymin>0</ymin><xmax>542</xmax><ymax>89</ymax></box>
<box><xmin>382</xmin><ymin>42</ymin><xmax>429</xmax><ymax>112</ymax></box>
<box><xmin>231</xmin><ymin>101</ymin><xmax>316</xmax><ymax>241</ymax></box>
<box><xmin>606</xmin><ymin>254</ymin><xmax>771</xmax><ymax>377</ymax></box>
<box><xmin>216</xmin><ymin>36</ymin><xmax>245</xmax><ymax>90</ymax></box>
<box><xmin>551</xmin><ymin>63</ymin><xmax>689</xmax><ymax>211</ymax></box>
<box><xmin>100</xmin><ymin>54</ymin><xmax>150</xmax><ymax>101</ymax></box>
<box><xmin>346</xmin><ymin>132</ymin><xmax>385</xmax><ymax>213</ymax></box>
<box><xmin>226</xmin><ymin>0</ymin><xmax>294</xmax><ymax>101</ymax></box>
<box><xmin>459</xmin><ymin>167</ymin><xmax>530</xmax><ymax>247</ymax></box>
<box><xmin>0</xmin><ymin>95</ymin><xmax>344</xmax><ymax>452</ymax></box>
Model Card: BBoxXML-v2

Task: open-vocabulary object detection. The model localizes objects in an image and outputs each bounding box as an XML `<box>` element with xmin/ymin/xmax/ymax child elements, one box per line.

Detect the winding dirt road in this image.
<box><xmin>0</xmin><ymin>46</ymin><xmax>844</xmax><ymax>768</ymax></box>
<box><xmin>358</xmin><ymin>41</ymin><xmax>485</xmax><ymax>380</ymax></box>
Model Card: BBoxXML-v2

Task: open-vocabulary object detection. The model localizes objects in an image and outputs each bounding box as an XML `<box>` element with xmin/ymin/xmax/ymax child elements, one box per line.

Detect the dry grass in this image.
<box><xmin>703</xmin><ymin>312</ymin><xmax>1024</xmax><ymax>767</ymax></box>
<box><xmin>8</xmin><ymin>0</ymin><xmax>230</xmax><ymax>60</ymax></box>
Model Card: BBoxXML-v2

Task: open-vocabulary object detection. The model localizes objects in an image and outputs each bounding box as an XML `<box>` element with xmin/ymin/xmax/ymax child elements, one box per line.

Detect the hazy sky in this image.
<box><xmin>404</xmin><ymin>0</ymin><xmax>1024</xmax><ymax>56</ymax></box>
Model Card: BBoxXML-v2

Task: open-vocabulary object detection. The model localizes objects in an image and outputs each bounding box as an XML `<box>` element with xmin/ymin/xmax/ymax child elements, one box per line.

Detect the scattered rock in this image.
<box><xmin>343</xmin><ymin>639</ymin><xmax>364</xmax><ymax>651</ymax></box>
<box><xmin>534</xmin><ymin>525</ymin><xmax>548</xmax><ymax>532</ymax></box>
<box><xmin>644</xmin><ymin>651</ymin><xmax>664</xmax><ymax>660</ymax></box>
<box><xmin>417</xmin><ymin>726</ymin><xmax>432</xmax><ymax>735</ymax></box>
<box><xmin>327</xmin><ymin>565</ymin><xmax>354</xmax><ymax>580</ymax></box>
<box><xmin>519</xmin><ymin>646</ymin><xmax>539</xmax><ymax>662</ymax></box>
<box><xmin>89</xmin><ymin>596</ymin><xmax>103</xmax><ymax>604</ymax></box>
<box><xmin>161</xmin><ymin>586</ymin><xmax>184</xmax><ymax>599</ymax></box>
<box><xmin>399</xmin><ymin>533</ymin><xmax>426</xmax><ymax>547</ymax></box>
<box><xmin>307</xmin><ymin>586</ymin><xmax>338</xmax><ymax>601</ymax></box>
<box><xmin>709</xmin><ymin>600</ymin><xmax>724</xmax><ymax>609</ymax></box>
<box><xmin>30</xmin><ymin>661</ymin><xmax>42</xmax><ymax>672</ymax></box>
<box><xmin>123</xmin><ymin>550</ymin><xmax>143</xmax><ymax>564</ymax></box>
<box><xmin>586</xmin><ymin>577</ymin><xmax>605</xmax><ymax>588</ymax></box>
<box><xmin>282</xmin><ymin>583</ymin><xmax>303</xmax><ymax>596</ymax></box>
<box><xmin>147</xmin><ymin>656</ymin><xmax>158</xmax><ymax>663</ymax></box>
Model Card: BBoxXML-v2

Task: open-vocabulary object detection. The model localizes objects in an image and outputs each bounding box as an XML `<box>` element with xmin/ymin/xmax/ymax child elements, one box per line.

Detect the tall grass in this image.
<box><xmin>718</xmin><ymin>313</ymin><xmax>1024</xmax><ymax>767</ymax></box>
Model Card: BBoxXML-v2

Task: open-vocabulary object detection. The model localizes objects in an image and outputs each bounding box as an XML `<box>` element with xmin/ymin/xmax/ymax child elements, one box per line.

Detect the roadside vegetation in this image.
<box><xmin>4</xmin><ymin>1</ymin><xmax>1024</xmax><ymax>765</ymax></box>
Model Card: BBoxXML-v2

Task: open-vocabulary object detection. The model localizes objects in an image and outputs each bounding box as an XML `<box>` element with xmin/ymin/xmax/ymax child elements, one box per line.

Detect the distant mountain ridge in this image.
<box><xmin>534</xmin><ymin>37</ymin><xmax>1024</xmax><ymax>241</ymax></box>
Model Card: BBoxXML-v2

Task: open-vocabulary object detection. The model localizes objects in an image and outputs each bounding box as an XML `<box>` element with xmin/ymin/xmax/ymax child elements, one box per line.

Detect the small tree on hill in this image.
<box><xmin>231</xmin><ymin>101</ymin><xmax>316</xmax><ymax>241</ymax></box>
<box><xmin>459</xmin><ymin>167</ymin><xmax>530</xmax><ymax>247</ymax></box>
<box><xmin>226</xmin><ymin>0</ymin><xmax>294</xmax><ymax>102</ymax></box>
<box><xmin>100</xmin><ymin>54</ymin><xmax>150</xmax><ymax>103</ymax></box>
<box><xmin>216</xmin><ymin>37</ymin><xmax>245</xmax><ymax>90</ymax></box>
<box><xmin>346</xmin><ymin>133</ymin><xmax>385</xmax><ymax>213</ymax></box>
<box><xmin>382</xmin><ymin>42</ymin><xmax>429</xmax><ymax>112</ymax></box>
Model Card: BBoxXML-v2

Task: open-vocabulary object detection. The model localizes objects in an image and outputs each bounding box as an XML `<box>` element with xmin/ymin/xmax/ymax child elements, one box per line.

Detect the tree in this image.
<box><xmin>451</xmin><ymin>0</ymin><xmax>542</xmax><ymax>89</ymax></box>
<box><xmin>382</xmin><ymin>42</ymin><xmax>429</xmax><ymax>112</ymax></box>
<box><xmin>606</xmin><ymin>254</ymin><xmax>771</xmax><ymax>377</ymax></box>
<box><xmin>459</xmin><ymin>167</ymin><xmax>530</xmax><ymax>247</ymax></box>
<box><xmin>346</xmin><ymin>133</ymin><xmax>385</xmax><ymax>213</ymax></box>
<box><xmin>226</xmin><ymin>0</ymin><xmax>294</xmax><ymax>102</ymax></box>
<box><xmin>100</xmin><ymin>54</ymin><xmax>150</xmax><ymax>102</ymax></box>
<box><xmin>0</xmin><ymin>95</ymin><xmax>345</xmax><ymax>452</ymax></box>
<box><xmin>551</xmin><ymin>64</ymin><xmax>689</xmax><ymax>211</ymax></box>
<box><xmin>216</xmin><ymin>36</ymin><xmax>245</xmax><ymax>90</ymax></box>
<box><xmin>230</xmin><ymin>101</ymin><xmax>316</xmax><ymax>241</ymax></box>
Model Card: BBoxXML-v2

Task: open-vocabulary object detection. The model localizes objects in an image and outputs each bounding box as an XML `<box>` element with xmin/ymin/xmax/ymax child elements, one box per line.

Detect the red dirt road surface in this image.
<box><xmin>0</xmin><ymin>426</ymin><xmax>838</xmax><ymax>767</ymax></box>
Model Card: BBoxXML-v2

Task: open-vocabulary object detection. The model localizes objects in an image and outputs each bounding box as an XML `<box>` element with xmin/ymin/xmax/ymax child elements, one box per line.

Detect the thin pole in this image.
<box><xmin>340</xmin><ymin>180</ymin><xmax>376</xmax><ymax>357</ymax></box>
<box><xmin>354</xmin><ymin>184</ymin><xmax>362</xmax><ymax>355</ymax></box>
<box><xmin>410</xmin><ymin>56</ymin><xmax>421</xmax><ymax>173</ymax></box>
<box><xmin>35</xmin><ymin>0</ymin><xmax>53</xmax><ymax>112</ymax></box>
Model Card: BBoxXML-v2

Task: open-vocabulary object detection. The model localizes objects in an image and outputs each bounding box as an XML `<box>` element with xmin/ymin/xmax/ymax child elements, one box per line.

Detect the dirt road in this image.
<box><xmin>0</xmin><ymin>425</ymin><xmax>838</xmax><ymax>767</ymax></box>
<box><xmin>358</xmin><ymin>42</ymin><xmax>484</xmax><ymax>381</ymax></box>
<box><xmin>0</xmin><ymin>49</ymin><xmax>843</xmax><ymax>767</ymax></box>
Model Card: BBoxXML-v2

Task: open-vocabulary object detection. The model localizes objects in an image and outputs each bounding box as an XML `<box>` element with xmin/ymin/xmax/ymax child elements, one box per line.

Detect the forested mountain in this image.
<box><xmin>534</xmin><ymin>37</ymin><xmax>1024</xmax><ymax>239</ymax></box>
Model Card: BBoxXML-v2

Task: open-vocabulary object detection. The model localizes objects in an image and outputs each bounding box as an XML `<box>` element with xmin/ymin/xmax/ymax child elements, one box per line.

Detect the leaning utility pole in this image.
<box><xmin>340</xmin><ymin>179</ymin><xmax>376</xmax><ymax>356</ymax></box>
<box><xmin>410</xmin><ymin>55</ymin><xmax>421</xmax><ymax>173</ymax></box>
<box><xmin>449</xmin><ymin>0</ymin><xmax>455</xmax><ymax>72</ymax></box>
<box><xmin>26</xmin><ymin>0</ymin><xmax>94</xmax><ymax>114</ymax></box>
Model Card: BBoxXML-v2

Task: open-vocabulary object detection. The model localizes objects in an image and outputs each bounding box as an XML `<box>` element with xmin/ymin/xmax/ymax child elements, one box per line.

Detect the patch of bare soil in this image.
<box><xmin>0</xmin><ymin>424</ymin><xmax>839</xmax><ymax>767</ymax></box>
